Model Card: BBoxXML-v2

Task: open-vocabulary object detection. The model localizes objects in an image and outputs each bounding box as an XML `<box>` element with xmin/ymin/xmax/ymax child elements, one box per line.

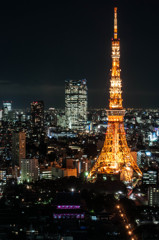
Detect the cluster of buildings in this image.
<box><xmin>0</xmin><ymin>7</ymin><xmax>159</xmax><ymax>240</ymax></box>
<box><xmin>0</xmin><ymin>17</ymin><xmax>158</xmax><ymax>239</ymax></box>
<box><xmin>1</xmin><ymin>97</ymin><xmax>159</xmax><ymax>182</ymax></box>
<box><xmin>0</xmin><ymin>80</ymin><xmax>88</xmax><ymax>190</ymax></box>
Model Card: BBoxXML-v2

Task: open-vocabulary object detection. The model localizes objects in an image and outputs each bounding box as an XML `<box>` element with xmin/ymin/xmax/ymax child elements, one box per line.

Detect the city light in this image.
<box><xmin>0</xmin><ymin>3</ymin><xmax>157</xmax><ymax>240</ymax></box>
<box><xmin>88</xmin><ymin>7</ymin><xmax>142</xmax><ymax>181</ymax></box>
<box><xmin>128</xmin><ymin>231</ymin><xmax>132</xmax><ymax>235</ymax></box>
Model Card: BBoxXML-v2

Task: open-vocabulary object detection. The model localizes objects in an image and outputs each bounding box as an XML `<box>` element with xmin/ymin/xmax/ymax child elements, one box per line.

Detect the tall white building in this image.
<box><xmin>65</xmin><ymin>79</ymin><xmax>87</xmax><ymax>130</ymax></box>
<box><xmin>21</xmin><ymin>158</ymin><xmax>39</xmax><ymax>183</ymax></box>
<box><xmin>3</xmin><ymin>101</ymin><xmax>12</xmax><ymax>112</ymax></box>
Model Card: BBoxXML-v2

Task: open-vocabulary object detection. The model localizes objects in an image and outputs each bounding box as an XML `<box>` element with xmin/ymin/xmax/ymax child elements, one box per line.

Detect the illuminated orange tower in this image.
<box><xmin>88</xmin><ymin>8</ymin><xmax>142</xmax><ymax>181</ymax></box>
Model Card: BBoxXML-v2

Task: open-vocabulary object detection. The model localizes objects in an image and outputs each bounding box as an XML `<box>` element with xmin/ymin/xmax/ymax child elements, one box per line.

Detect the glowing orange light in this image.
<box><xmin>87</xmin><ymin>7</ymin><xmax>142</xmax><ymax>182</ymax></box>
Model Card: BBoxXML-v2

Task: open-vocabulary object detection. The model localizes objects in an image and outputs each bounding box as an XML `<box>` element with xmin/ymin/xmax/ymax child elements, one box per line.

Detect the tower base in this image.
<box><xmin>88</xmin><ymin>118</ymin><xmax>142</xmax><ymax>182</ymax></box>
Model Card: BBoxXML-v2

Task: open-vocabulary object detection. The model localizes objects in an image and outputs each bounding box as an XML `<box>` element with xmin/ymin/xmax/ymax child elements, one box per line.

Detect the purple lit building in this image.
<box><xmin>53</xmin><ymin>192</ymin><xmax>85</xmax><ymax>220</ymax></box>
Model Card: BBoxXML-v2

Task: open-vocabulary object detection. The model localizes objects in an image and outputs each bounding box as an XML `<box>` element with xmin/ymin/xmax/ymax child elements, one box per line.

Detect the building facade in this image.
<box><xmin>30</xmin><ymin>101</ymin><xmax>44</xmax><ymax>143</ymax></box>
<box><xmin>12</xmin><ymin>132</ymin><xmax>26</xmax><ymax>167</ymax></box>
<box><xmin>3</xmin><ymin>101</ymin><xmax>12</xmax><ymax>112</ymax></box>
<box><xmin>31</xmin><ymin>101</ymin><xmax>44</xmax><ymax>128</ymax></box>
<box><xmin>148</xmin><ymin>186</ymin><xmax>159</xmax><ymax>206</ymax></box>
<box><xmin>65</xmin><ymin>79</ymin><xmax>87</xmax><ymax>131</ymax></box>
<box><xmin>21</xmin><ymin>158</ymin><xmax>39</xmax><ymax>182</ymax></box>
<box><xmin>143</xmin><ymin>170</ymin><xmax>158</xmax><ymax>185</ymax></box>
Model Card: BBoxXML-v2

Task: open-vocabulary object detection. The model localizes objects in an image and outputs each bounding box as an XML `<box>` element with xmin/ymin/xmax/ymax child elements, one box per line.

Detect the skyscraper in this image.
<box><xmin>65</xmin><ymin>79</ymin><xmax>87</xmax><ymax>131</ymax></box>
<box><xmin>148</xmin><ymin>187</ymin><xmax>159</xmax><ymax>207</ymax></box>
<box><xmin>31</xmin><ymin>101</ymin><xmax>44</xmax><ymax>128</ymax></box>
<box><xmin>2</xmin><ymin>101</ymin><xmax>12</xmax><ymax>120</ymax></box>
<box><xmin>30</xmin><ymin>101</ymin><xmax>44</xmax><ymax>142</ymax></box>
<box><xmin>12</xmin><ymin>132</ymin><xmax>26</xmax><ymax>167</ymax></box>
<box><xmin>21</xmin><ymin>158</ymin><xmax>39</xmax><ymax>183</ymax></box>
<box><xmin>143</xmin><ymin>170</ymin><xmax>158</xmax><ymax>185</ymax></box>
<box><xmin>3</xmin><ymin>101</ymin><xmax>12</xmax><ymax>112</ymax></box>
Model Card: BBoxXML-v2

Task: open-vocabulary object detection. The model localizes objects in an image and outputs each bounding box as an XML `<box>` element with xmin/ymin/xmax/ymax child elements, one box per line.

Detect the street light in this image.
<box><xmin>128</xmin><ymin>231</ymin><xmax>132</xmax><ymax>235</ymax></box>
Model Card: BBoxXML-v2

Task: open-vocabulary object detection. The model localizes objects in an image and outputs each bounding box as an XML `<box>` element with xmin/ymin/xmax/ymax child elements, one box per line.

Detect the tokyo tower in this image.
<box><xmin>88</xmin><ymin>7</ymin><xmax>142</xmax><ymax>182</ymax></box>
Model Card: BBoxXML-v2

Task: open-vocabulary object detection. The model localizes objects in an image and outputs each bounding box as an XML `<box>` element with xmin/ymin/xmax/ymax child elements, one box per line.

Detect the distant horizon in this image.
<box><xmin>0</xmin><ymin>2</ymin><xmax>159</xmax><ymax>108</ymax></box>
<box><xmin>1</xmin><ymin>100</ymin><xmax>159</xmax><ymax>111</ymax></box>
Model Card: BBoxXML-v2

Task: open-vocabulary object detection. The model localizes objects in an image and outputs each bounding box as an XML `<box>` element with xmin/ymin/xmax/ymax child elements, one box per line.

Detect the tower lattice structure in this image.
<box><xmin>88</xmin><ymin>8</ymin><xmax>142</xmax><ymax>181</ymax></box>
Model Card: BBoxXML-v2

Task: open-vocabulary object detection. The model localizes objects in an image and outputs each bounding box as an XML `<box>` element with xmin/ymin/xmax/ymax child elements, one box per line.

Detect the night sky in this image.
<box><xmin>0</xmin><ymin>0</ymin><xmax>158</xmax><ymax>109</ymax></box>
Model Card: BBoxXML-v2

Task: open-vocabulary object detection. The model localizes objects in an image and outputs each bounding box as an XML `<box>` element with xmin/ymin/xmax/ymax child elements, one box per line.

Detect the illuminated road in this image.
<box><xmin>116</xmin><ymin>205</ymin><xmax>138</xmax><ymax>240</ymax></box>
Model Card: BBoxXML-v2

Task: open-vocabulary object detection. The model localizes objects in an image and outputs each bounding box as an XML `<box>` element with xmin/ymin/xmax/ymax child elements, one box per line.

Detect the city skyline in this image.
<box><xmin>0</xmin><ymin>4</ymin><xmax>159</xmax><ymax>238</ymax></box>
<box><xmin>0</xmin><ymin>1</ymin><xmax>159</xmax><ymax>108</ymax></box>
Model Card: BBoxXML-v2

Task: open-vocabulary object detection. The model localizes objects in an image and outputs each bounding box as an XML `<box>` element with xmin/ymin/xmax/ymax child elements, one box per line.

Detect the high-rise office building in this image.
<box><xmin>2</xmin><ymin>101</ymin><xmax>12</xmax><ymax>120</ymax></box>
<box><xmin>0</xmin><ymin>170</ymin><xmax>6</xmax><ymax>182</ymax></box>
<box><xmin>143</xmin><ymin>170</ymin><xmax>158</xmax><ymax>185</ymax></box>
<box><xmin>30</xmin><ymin>101</ymin><xmax>44</xmax><ymax>142</ymax></box>
<box><xmin>148</xmin><ymin>186</ymin><xmax>159</xmax><ymax>206</ymax></box>
<box><xmin>12</xmin><ymin>132</ymin><xmax>26</xmax><ymax>167</ymax></box>
<box><xmin>21</xmin><ymin>158</ymin><xmax>39</xmax><ymax>183</ymax></box>
<box><xmin>3</xmin><ymin>101</ymin><xmax>12</xmax><ymax>112</ymax></box>
<box><xmin>31</xmin><ymin>101</ymin><xmax>44</xmax><ymax>128</ymax></box>
<box><xmin>137</xmin><ymin>150</ymin><xmax>152</xmax><ymax>167</ymax></box>
<box><xmin>65</xmin><ymin>79</ymin><xmax>87</xmax><ymax>130</ymax></box>
<box><xmin>0</xmin><ymin>109</ymin><xmax>2</xmax><ymax>120</ymax></box>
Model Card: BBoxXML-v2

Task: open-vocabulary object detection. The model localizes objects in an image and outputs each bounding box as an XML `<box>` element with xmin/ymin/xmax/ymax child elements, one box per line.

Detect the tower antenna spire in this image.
<box><xmin>114</xmin><ymin>7</ymin><xmax>118</xmax><ymax>39</ymax></box>
<box><xmin>88</xmin><ymin>7</ymin><xmax>142</xmax><ymax>182</ymax></box>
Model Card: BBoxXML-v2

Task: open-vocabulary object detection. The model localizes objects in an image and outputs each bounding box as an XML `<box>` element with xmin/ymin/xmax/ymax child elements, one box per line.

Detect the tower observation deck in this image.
<box><xmin>88</xmin><ymin>8</ymin><xmax>142</xmax><ymax>182</ymax></box>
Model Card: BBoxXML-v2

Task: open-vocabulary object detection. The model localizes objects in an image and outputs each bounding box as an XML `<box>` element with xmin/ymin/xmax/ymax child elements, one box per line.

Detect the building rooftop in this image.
<box><xmin>53</xmin><ymin>192</ymin><xmax>81</xmax><ymax>206</ymax></box>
